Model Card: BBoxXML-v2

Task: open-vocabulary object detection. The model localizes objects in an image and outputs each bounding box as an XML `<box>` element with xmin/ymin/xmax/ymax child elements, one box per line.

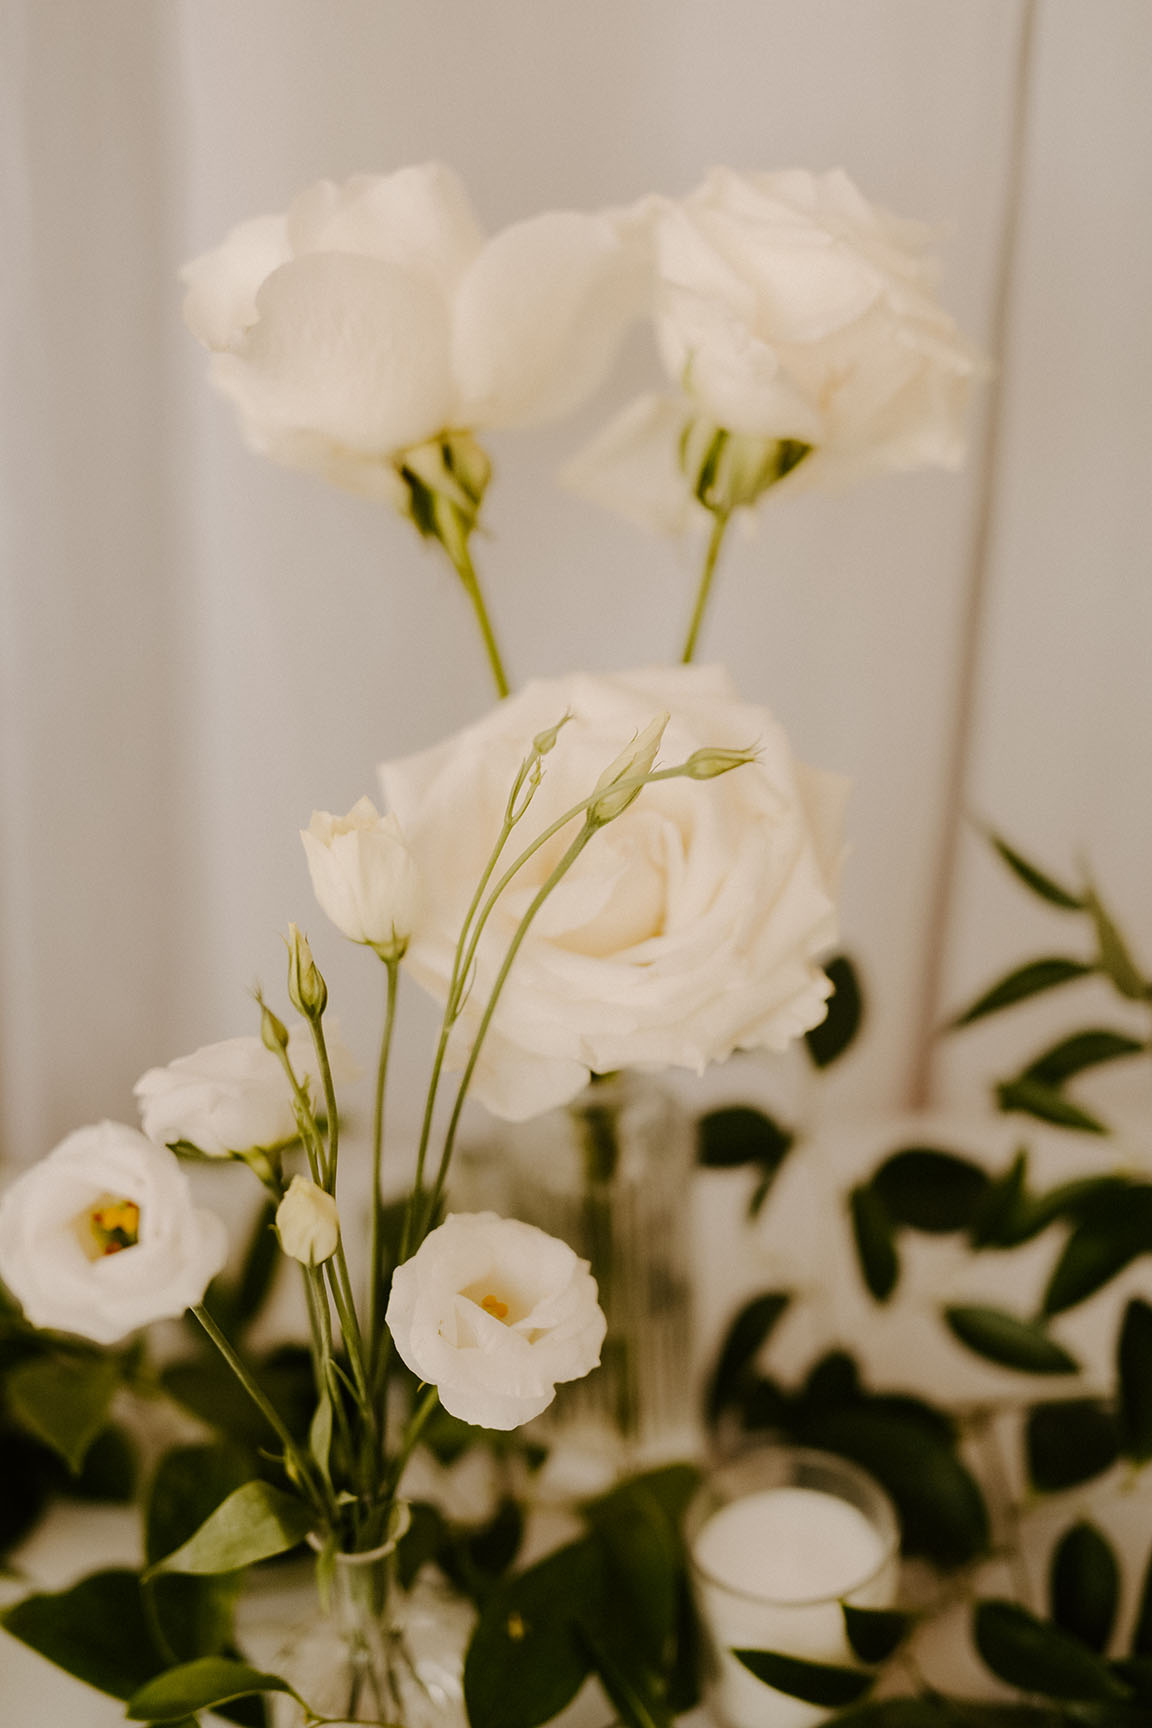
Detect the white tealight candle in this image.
<box><xmin>689</xmin><ymin>1457</ymin><xmax>899</xmax><ymax>1728</ymax></box>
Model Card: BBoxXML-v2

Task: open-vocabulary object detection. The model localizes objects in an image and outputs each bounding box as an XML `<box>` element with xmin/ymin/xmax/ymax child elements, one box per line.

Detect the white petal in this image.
<box><xmin>286</xmin><ymin>163</ymin><xmax>484</xmax><ymax>300</ymax></box>
<box><xmin>562</xmin><ymin>394</ymin><xmax>708</xmax><ymax>537</ymax></box>
<box><xmin>181</xmin><ymin>213</ymin><xmax>291</xmax><ymax>350</ymax></box>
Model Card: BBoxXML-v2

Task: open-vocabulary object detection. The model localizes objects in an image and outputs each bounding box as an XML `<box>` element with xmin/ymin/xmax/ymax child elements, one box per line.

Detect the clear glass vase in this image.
<box><xmin>269</xmin><ymin>1542</ymin><xmax>471</xmax><ymax>1728</ymax></box>
<box><xmin>457</xmin><ymin>1070</ymin><xmax>699</xmax><ymax>1484</ymax></box>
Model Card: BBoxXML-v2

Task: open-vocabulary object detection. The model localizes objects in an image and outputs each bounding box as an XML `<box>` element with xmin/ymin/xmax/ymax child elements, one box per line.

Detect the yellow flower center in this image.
<box><xmin>78</xmin><ymin>1194</ymin><xmax>141</xmax><ymax>1259</ymax></box>
<box><xmin>480</xmin><ymin>1293</ymin><xmax>509</xmax><ymax>1321</ymax></box>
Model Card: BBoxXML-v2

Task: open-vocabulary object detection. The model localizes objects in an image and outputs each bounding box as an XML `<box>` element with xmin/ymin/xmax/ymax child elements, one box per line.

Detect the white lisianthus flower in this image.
<box><xmin>0</xmin><ymin>1123</ymin><xmax>228</xmax><ymax>1344</ymax></box>
<box><xmin>385</xmin><ymin>1212</ymin><xmax>605</xmax><ymax>1429</ymax></box>
<box><xmin>135</xmin><ymin>1025</ymin><xmax>357</xmax><ymax>1158</ymax></box>
<box><xmin>276</xmin><ymin>1177</ymin><xmax>340</xmax><ymax>1267</ymax></box>
<box><xmin>301</xmin><ymin>797</ymin><xmax>421</xmax><ymax>958</ymax></box>
<box><xmin>566</xmin><ymin>167</ymin><xmax>978</xmax><ymax>532</ymax></box>
<box><xmin>182</xmin><ymin>162</ymin><xmax>649</xmax><ymax>503</ymax></box>
<box><xmin>380</xmin><ymin>665</ymin><xmax>847</xmax><ymax>1121</ymax></box>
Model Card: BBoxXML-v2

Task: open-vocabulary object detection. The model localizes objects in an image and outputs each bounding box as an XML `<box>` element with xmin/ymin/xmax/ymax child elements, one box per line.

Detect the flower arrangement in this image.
<box><xmin>0</xmin><ymin>160</ymin><xmax>979</xmax><ymax>1727</ymax></box>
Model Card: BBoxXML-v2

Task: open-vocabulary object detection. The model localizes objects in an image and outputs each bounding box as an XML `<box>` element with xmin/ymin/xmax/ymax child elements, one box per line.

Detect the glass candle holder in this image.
<box><xmin>686</xmin><ymin>1447</ymin><xmax>900</xmax><ymax>1728</ymax></box>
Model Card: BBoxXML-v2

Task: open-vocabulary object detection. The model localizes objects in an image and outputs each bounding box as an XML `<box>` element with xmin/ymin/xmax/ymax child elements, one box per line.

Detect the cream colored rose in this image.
<box><xmin>385</xmin><ymin>1212</ymin><xmax>605</xmax><ymax>1429</ymax></box>
<box><xmin>301</xmin><ymin>797</ymin><xmax>421</xmax><ymax>957</ymax></box>
<box><xmin>135</xmin><ymin>1025</ymin><xmax>356</xmax><ymax>1158</ymax></box>
<box><xmin>182</xmin><ymin>163</ymin><xmax>647</xmax><ymax>501</ymax></box>
<box><xmin>380</xmin><ymin>665</ymin><xmax>846</xmax><ymax>1120</ymax></box>
<box><xmin>566</xmin><ymin>167</ymin><xmax>977</xmax><ymax>532</ymax></box>
<box><xmin>0</xmin><ymin>1122</ymin><xmax>228</xmax><ymax>1344</ymax></box>
<box><xmin>276</xmin><ymin>1176</ymin><xmax>340</xmax><ymax>1266</ymax></box>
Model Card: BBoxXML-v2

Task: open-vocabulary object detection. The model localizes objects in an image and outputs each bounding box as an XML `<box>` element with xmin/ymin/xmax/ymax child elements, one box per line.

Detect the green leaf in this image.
<box><xmin>1132</xmin><ymin>1546</ymin><xmax>1152</xmax><ymax>1657</ymax></box>
<box><xmin>146</xmin><ymin>1480</ymin><xmax>311</xmax><ymax>1578</ymax></box>
<box><xmin>1025</xmin><ymin>1029</ymin><xmax>1146</xmax><ymax>1086</ymax></box>
<box><xmin>0</xmin><ymin>1569</ymin><xmax>163</xmax><ymax>1698</ymax></box>
<box><xmin>973</xmin><ymin>1598</ymin><xmax>1131</xmax><ymax>1700</ymax></box>
<box><xmin>951</xmin><ymin>957</ymin><xmax>1094</xmax><ymax>1027</ymax></box>
<box><xmin>872</xmin><ymin>1147</ymin><xmax>991</xmax><ymax>1234</ymax></box>
<box><xmin>706</xmin><ymin>1292</ymin><xmax>791</xmax><ymax>1421</ymax></box>
<box><xmin>71</xmin><ymin>1423</ymin><xmax>138</xmax><ymax>1503</ymax></box>
<box><xmin>1050</xmin><ymin>1522</ymin><xmax>1119</xmax><ymax>1654</ymax></box>
<box><xmin>804</xmin><ymin>953</ymin><xmax>864</xmax><ymax>1067</ymax></box>
<box><xmin>696</xmin><ymin>1106</ymin><xmax>793</xmax><ymax>1172</ymax></box>
<box><xmin>0</xmin><ymin>1428</ymin><xmax>57</xmax><ymax>1557</ymax></box>
<box><xmin>579</xmin><ymin>1622</ymin><xmax>674</xmax><ymax>1728</ymax></box>
<box><xmin>943</xmin><ymin>1305</ymin><xmax>1079</xmax><ymax>1375</ymax></box>
<box><xmin>996</xmin><ymin>1077</ymin><xmax>1107</xmax><ymax>1135</ymax></box>
<box><xmin>6</xmin><ymin>1353</ymin><xmax>120</xmax><ymax>1474</ymax></box>
<box><xmin>464</xmin><ymin>1538</ymin><xmax>601</xmax><ymax>1728</ymax></box>
<box><xmin>850</xmin><ymin>1185</ymin><xmax>900</xmax><ymax>1302</ymax></box>
<box><xmin>1043</xmin><ymin>1189</ymin><xmax>1152</xmax><ymax>1316</ymax></box>
<box><xmin>732</xmin><ymin>1647</ymin><xmax>872</xmax><ymax>1707</ymax></box>
<box><xmin>1085</xmin><ymin>886</ymin><xmax>1147</xmax><ymax>1000</ymax></box>
<box><xmin>988</xmin><ymin>832</ymin><xmax>1084</xmax><ymax>910</ymax></box>
<box><xmin>126</xmin><ymin>1657</ymin><xmax>300</xmax><ymax>1721</ymax></box>
<box><xmin>145</xmin><ymin>1443</ymin><xmax>256</xmax><ymax>1665</ymax></box>
<box><xmin>1026</xmin><ymin>1401</ymin><xmax>1121</xmax><ymax>1492</ymax></box>
<box><xmin>841</xmin><ymin>1604</ymin><xmax>911</xmax><ymax>1664</ymax></box>
<box><xmin>1118</xmin><ymin>1298</ymin><xmax>1152</xmax><ymax>1462</ymax></box>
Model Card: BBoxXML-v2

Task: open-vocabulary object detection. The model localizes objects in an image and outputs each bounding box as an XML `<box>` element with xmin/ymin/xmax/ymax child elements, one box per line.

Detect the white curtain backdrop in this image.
<box><xmin>2</xmin><ymin>0</ymin><xmax>1150</xmax><ymax>1164</ymax></box>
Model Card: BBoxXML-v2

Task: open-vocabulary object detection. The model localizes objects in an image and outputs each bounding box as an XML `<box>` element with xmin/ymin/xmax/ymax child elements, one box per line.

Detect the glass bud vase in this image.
<box><xmin>461</xmin><ymin>1071</ymin><xmax>699</xmax><ymax>1482</ymax></box>
<box><xmin>270</xmin><ymin>1543</ymin><xmax>471</xmax><ymax>1728</ymax></box>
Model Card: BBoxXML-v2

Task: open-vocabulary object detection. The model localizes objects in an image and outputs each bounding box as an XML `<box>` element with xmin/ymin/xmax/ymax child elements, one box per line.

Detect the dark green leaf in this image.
<box><xmin>732</xmin><ymin>1647</ymin><xmax>872</xmax><ymax>1707</ymax></box>
<box><xmin>1043</xmin><ymin>1190</ymin><xmax>1152</xmax><ymax>1316</ymax></box>
<box><xmin>126</xmin><ymin>1658</ymin><xmax>300</xmax><ymax>1721</ymax></box>
<box><xmin>838</xmin><ymin>1704</ymin><xmax>1137</xmax><ymax>1727</ymax></box>
<box><xmin>146</xmin><ymin>1443</ymin><xmax>257</xmax><ymax>1568</ymax></box>
<box><xmin>851</xmin><ymin>1185</ymin><xmax>900</xmax><ymax>1302</ymax></box>
<box><xmin>996</xmin><ymin>1078</ymin><xmax>1107</xmax><ymax>1135</ymax></box>
<box><xmin>988</xmin><ymin>833</ymin><xmax>1084</xmax><ymax>910</ymax></box>
<box><xmin>706</xmin><ymin>1292</ymin><xmax>791</xmax><ymax>1421</ymax></box>
<box><xmin>804</xmin><ymin>954</ymin><xmax>864</xmax><ymax>1068</ymax></box>
<box><xmin>162</xmin><ymin>1345</ymin><xmax>315</xmax><ymax>1449</ymax></box>
<box><xmin>147</xmin><ymin>1480</ymin><xmax>311</xmax><ymax>1578</ymax></box>
<box><xmin>1049</xmin><ymin>1522</ymin><xmax>1119</xmax><ymax>1653</ymax></box>
<box><xmin>395</xmin><ymin>1500</ymin><xmax>446</xmax><ymax>1591</ymax></box>
<box><xmin>842</xmin><ymin>1604</ymin><xmax>911</xmax><ymax>1663</ymax></box>
<box><xmin>973</xmin><ymin>1598</ymin><xmax>1130</xmax><ymax>1700</ymax></box>
<box><xmin>1111</xmin><ymin>1656</ymin><xmax>1152</xmax><ymax>1703</ymax></box>
<box><xmin>579</xmin><ymin>1622</ymin><xmax>674</xmax><ymax>1728</ymax></box>
<box><xmin>1085</xmin><ymin>887</ymin><xmax>1147</xmax><ymax>1000</ymax></box>
<box><xmin>801</xmin><ymin>1350</ymin><xmax>863</xmax><ymax>1410</ymax></box>
<box><xmin>951</xmin><ymin>958</ymin><xmax>1094</xmax><ymax>1027</ymax></box>
<box><xmin>1024</xmin><ymin>1029</ymin><xmax>1146</xmax><ymax>1086</ymax></box>
<box><xmin>70</xmin><ymin>1423</ymin><xmax>138</xmax><ymax>1503</ymax></box>
<box><xmin>0</xmin><ymin>1428</ymin><xmax>56</xmax><ymax>1557</ymax></box>
<box><xmin>1026</xmin><ymin>1401</ymin><xmax>1121</xmax><ymax>1493</ymax></box>
<box><xmin>944</xmin><ymin>1305</ymin><xmax>1079</xmax><ymax>1375</ymax></box>
<box><xmin>872</xmin><ymin>1147</ymin><xmax>991</xmax><ymax>1234</ymax></box>
<box><xmin>697</xmin><ymin>1106</ymin><xmax>793</xmax><ymax>1172</ymax></box>
<box><xmin>586</xmin><ymin>1462</ymin><xmax>702</xmax><ymax>1532</ymax></box>
<box><xmin>970</xmin><ymin>1150</ymin><xmax>1034</xmax><ymax>1248</ymax></box>
<box><xmin>0</xmin><ymin>1569</ymin><xmax>162</xmax><ymax>1698</ymax></box>
<box><xmin>1118</xmin><ymin>1298</ymin><xmax>1152</xmax><ymax>1462</ymax></box>
<box><xmin>5</xmin><ymin>1353</ymin><xmax>120</xmax><ymax>1474</ymax></box>
<box><xmin>464</xmin><ymin>1538</ymin><xmax>601</xmax><ymax>1728</ymax></box>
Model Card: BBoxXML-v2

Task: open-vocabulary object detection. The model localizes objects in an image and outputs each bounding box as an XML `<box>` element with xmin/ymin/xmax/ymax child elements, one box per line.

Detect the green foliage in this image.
<box><xmin>705</xmin><ymin>1291</ymin><xmax>791</xmax><ymax>1422</ymax></box>
<box><xmin>850</xmin><ymin>1184</ymin><xmax>900</xmax><ymax>1301</ymax></box>
<box><xmin>1026</xmin><ymin>1401</ymin><xmax>1121</xmax><ymax>1493</ymax></box>
<box><xmin>1049</xmin><ymin>1523</ymin><xmax>1119</xmax><ymax>1655</ymax></box>
<box><xmin>1118</xmin><ymin>1298</ymin><xmax>1152</xmax><ymax>1462</ymax></box>
<box><xmin>696</xmin><ymin>1105</ymin><xmax>794</xmax><ymax>1217</ymax></box>
<box><xmin>841</xmin><ymin>1605</ymin><xmax>912</xmax><ymax>1664</ymax></box>
<box><xmin>985</xmin><ymin>832</ymin><xmax>1084</xmax><ymax>910</ymax></box>
<box><xmin>871</xmin><ymin>1148</ymin><xmax>991</xmax><ymax>1234</ymax></box>
<box><xmin>126</xmin><ymin>1657</ymin><xmax>300</xmax><ymax>1722</ymax></box>
<box><xmin>973</xmin><ymin>1599</ymin><xmax>1132</xmax><ymax>1702</ymax></box>
<box><xmin>951</xmin><ymin>958</ymin><xmax>1094</xmax><ymax>1027</ymax></box>
<box><xmin>733</xmin><ymin>1647</ymin><xmax>873</xmax><ymax>1707</ymax></box>
<box><xmin>4</xmin><ymin>1353</ymin><xmax>120</xmax><ymax>1475</ymax></box>
<box><xmin>0</xmin><ymin>1569</ymin><xmax>167</xmax><ymax>1700</ymax></box>
<box><xmin>805</xmin><ymin>953</ymin><xmax>864</xmax><ymax>1068</ymax></box>
<box><xmin>146</xmin><ymin>1480</ymin><xmax>312</xmax><ymax>1578</ymax></box>
<box><xmin>942</xmin><ymin>1305</ymin><xmax>1079</xmax><ymax>1376</ymax></box>
<box><xmin>1042</xmin><ymin>1185</ymin><xmax>1152</xmax><ymax>1316</ymax></box>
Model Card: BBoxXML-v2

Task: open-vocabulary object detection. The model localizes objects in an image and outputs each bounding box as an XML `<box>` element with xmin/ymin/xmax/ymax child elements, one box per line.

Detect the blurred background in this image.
<box><xmin>2</xmin><ymin>0</ymin><xmax>1150</xmax><ymax>1163</ymax></box>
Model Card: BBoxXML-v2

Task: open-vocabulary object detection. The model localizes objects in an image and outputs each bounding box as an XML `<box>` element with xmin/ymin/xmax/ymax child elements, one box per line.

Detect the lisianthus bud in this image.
<box><xmin>286</xmin><ymin>923</ymin><xmax>327</xmax><ymax>1020</ymax></box>
<box><xmin>260</xmin><ymin>1001</ymin><xmax>290</xmax><ymax>1054</ymax></box>
<box><xmin>683</xmin><ymin>743</ymin><xmax>760</xmax><ymax>780</ymax></box>
<box><xmin>589</xmin><ymin>713</ymin><xmax>668</xmax><ymax>825</ymax></box>
<box><xmin>302</xmin><ymin>797</ymin><xmax>421</xmax><ymax>961</ymax></box>
<box><xmin>532</xmin><ymin>713</ymin><xmax>571</xmax><ymax>758</ymax></box>
<box><xmin>276</xmin><ymin>1176</ymin><xmax>340</xmax><ymax>1266</ymax></box>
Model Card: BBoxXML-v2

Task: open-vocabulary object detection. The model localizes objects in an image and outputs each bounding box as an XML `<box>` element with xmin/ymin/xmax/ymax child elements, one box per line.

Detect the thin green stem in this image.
<box><xmin>310</xmin><ymin>1018</ymin><xmax>341</xmax><ymax>1189</ymax></box>
<box><xmin>384</xmin><ymin>1385</ymin><xmax>441</xmax><ymax>1497</ymax></box>
<box><xmin>681</xmin><ymin>508</ymin><xmax>731</xmax><ymax>663</ymax></box>
<box><xmin>191</xmin><ymin>1303</ymin><xmax>328</xmax><ymax>1517</ymax></box>
<box><xmin>367</xmin><ymin>960</ymin><xmax>400</xmax><ymax>1372</ymax></box>
<box><xmin>441</xmin><ymin>531</ymin><xmax>510</xmax><ymax>699</ymax></box>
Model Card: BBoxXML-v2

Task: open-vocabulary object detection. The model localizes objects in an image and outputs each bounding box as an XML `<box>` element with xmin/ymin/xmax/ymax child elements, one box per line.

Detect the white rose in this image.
<box><xmin>566</xmin><ymin>167</ymin><xmax>977</xmax><ymax>532</ymax></box>
<box><xmin>135</xmin><ymin>1025</ymin><xmax>356</xmax><ymax>1158</ymax></box>
<box><xmin>380</xmin><ymin>665</ymin><xmax>847</xmax><ymax>1121</ymax></box>
<box><xmin>385</xmin><ymin>1212</ymin><xmax>605</xmax><ymax>1430</ymax></box>
<box><xmin>276</xmin><ymin>1176</ymin><xmax>340</xmax><ymax>1266</ymax></box>
<box><xmin>301</xmin><ymin>797</ymin><xmax>421</xmax><ymax>957</ymax></box>
<box><xmin>0</xmin><ymin>1122</ymin><xmax>228</xmax><ymax>1344</ymax></box>
<box><xmin>182</xmin><ymin>163</ymin><xmax>648</xmax><ymax>501</ymax></box>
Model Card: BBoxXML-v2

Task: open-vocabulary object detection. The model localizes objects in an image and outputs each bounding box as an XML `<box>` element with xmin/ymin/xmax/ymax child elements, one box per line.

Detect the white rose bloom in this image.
<box><xmin>302</xmin><ymin>797</ymin><xmax>421</xmax><ymax>956</ymax></box>
<box><xmin>182</xmin><ymin>163</ymin><xmax>648</xmax><ymax>500</ymax></box>
<box><xmin>276</xmin><ymin>1176</ymin><xmax>340</xmax><ymax>1266</ymax></box>
<box><xmin>135</xmin><ymin>1025</ymin><xmax>356</xmax><ymax>1158</ymax></box>
<box><xmin>385</xmin><ymin>1212</ymin><xmax>605</xmax><ymax>1430</ymax></box>
<box><xmin>380</xmin><ymin>665</ymin><xmax>847</xmax><ymax>1121</ymax></box>
<box><xmin>566</xmin><ymin>167</ymin><xmax>978</xmax><ymax>532</ymax></box>
<box><xmin>0</xmin><ymin>1122</ymin><xmax>228</xmax><ymax>1345</ymax></box>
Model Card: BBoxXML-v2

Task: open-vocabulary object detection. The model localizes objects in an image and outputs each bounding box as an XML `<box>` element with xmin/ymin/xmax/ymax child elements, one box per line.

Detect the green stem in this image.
<box><xmin>191</xmin><ymin>1304</ymin><xmax>328</xmax><ymax>1517</ymax></box>
<box><xmin>441</xmin><ymin>530</ymin><xmax>510</xmax><ymax>699</ymax></box>
<box><xmin>680</xmin><ymin>508</ymin><xmax>731</xmax><ymax>663</ymax></box>
<box><xmin>310</xmin><ymin>1018</ymin><xmax>341</xmax><ymax>1190</ymax></box>
<box><xmin>384</xmin><ymin>1384</ymin><xmax>441</xmax><ymax>1497</ymax></box>
<box><xmin>367</xmin><ymin>960</ymin><xmax>400</xmax><ymax>1374</ymax></box>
